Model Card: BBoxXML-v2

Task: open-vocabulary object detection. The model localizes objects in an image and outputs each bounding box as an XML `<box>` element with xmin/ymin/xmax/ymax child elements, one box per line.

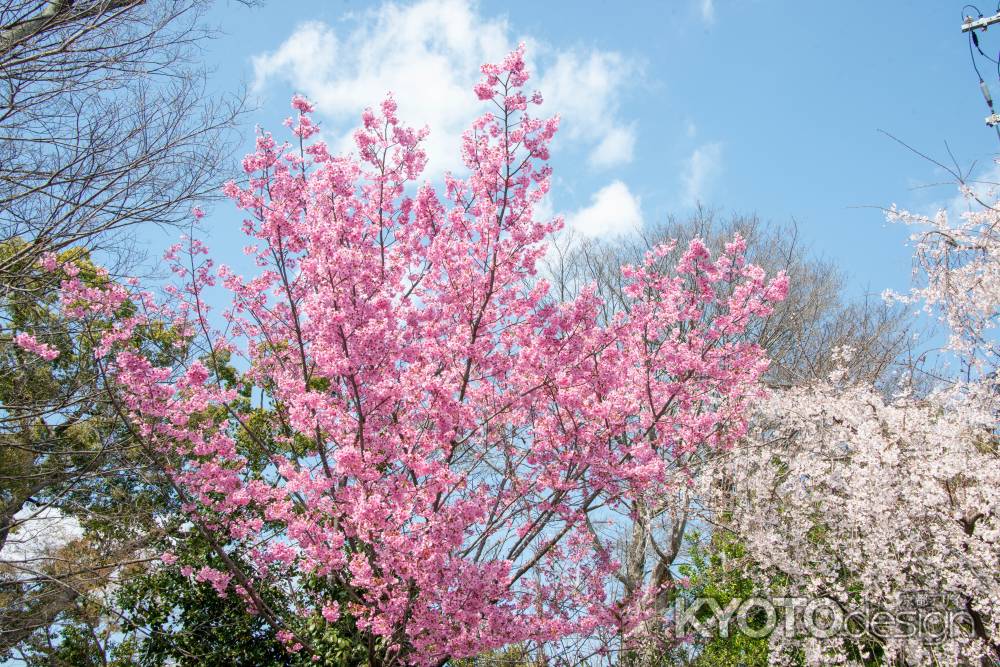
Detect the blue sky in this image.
<box><xmin>186</xmin><ymin>0</ymin><xmax>999</xmax><ymax>300</ymax></box>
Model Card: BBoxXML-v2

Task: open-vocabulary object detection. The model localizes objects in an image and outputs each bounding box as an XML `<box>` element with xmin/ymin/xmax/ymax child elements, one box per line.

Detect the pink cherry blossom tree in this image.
<box><xmin>55</xmin><ymin>47</ymin><xmax>788</xmax><ymax>665</ymax></box>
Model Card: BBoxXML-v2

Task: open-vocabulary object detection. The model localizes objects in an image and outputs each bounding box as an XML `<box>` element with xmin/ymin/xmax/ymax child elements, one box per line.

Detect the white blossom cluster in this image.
<box><xmin>885</xmin><ymin>184</ymin><xmax>1000</xmax><ymax>372</ymax></box>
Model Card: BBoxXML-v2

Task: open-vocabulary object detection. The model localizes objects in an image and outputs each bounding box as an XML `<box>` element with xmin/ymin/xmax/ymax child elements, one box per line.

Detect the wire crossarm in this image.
<box><xmin>963</xmin><ymin>12</ymin><xmax>1000</xmax><ymax>32</ymax></box>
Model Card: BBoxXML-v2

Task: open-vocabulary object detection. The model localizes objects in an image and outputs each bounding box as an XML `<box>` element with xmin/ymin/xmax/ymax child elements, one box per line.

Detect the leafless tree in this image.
<box><xmin>546</xmin><ymin>208</ymin><xmax>912</xmax><ymax>389</ymax></box>
<box><xmin>0</xmin><ymin>0</ymin><xmax>248</xmax><ymax>278</ymax></box>
<box><xmin>544</xmin><ymin>208</ymin><xmax>915</xmax><ymax>661</ymax></box>
<box><xmin>0</xmin><ymin>0</ymin><xmax>253</xmax><ymax>657</ymax></box>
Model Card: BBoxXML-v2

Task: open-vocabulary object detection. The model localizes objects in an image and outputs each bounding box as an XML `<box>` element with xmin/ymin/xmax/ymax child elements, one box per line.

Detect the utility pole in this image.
<box><xmin>962</xmin><ymin>9</ymin><xmax>1000</xmax><ymax>134</ymax></box>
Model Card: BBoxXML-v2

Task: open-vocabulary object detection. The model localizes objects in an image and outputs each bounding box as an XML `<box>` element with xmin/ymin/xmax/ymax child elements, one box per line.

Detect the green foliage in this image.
<box><xmin>297</xmin><ymin>575</ymin><xmax>371</xmax><ymax>666</ymax></box>
<box><xmin>674</xmin><ymin>530</ymin><xmax>893</xmax><ymax>667</ymax></box>
<box><xmin>115</xmin><ymin>536</ymin><xmax>293</xmax><ymax>666</ymax></box>
<box><xmin>675</xmin><ymin>531</ymin><xmax>777</xmax><ymax>667</ymax></box>
<box><xmin>112</xmin><ymin>533</ymin><xmax>369</xmax><ymax>666</ymax></box>
<box><xmin>0</xmin><ymin>242</ymin><xmax>169</xmax><ymax>655</ymax></box>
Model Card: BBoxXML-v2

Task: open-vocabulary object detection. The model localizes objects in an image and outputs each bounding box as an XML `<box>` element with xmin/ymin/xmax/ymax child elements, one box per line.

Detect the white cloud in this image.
<box><xmin>589</xmin><ymin>124</ymin><xmax>636</xmax><ymax>168</ymax></box>
<box><xmin>0</xmin><ymin>506</ymin><xmax>83</xmax><ymax>565</ymax></box>
<box><xmin>534</xmin><ymin>192</ymin><xmax>555</xmax><ymax>225</ymax></box>
<box><xmin>681</xmin><ymin>142</ymin><xmax>723</xmax><ymax>207</ymax></box>
<box><xmin>537</xmin><ymin>49</ymin><xmax>637</xmax><ymax>169</ymax></box>
<box><xmin>251</xmin><ymin>0</ymin><xmax>637</xmax><ymax>175</ymax></box>
<box><xmin>252</xmin><ymin>21</ymin><xmax>338</xmax><ymax>94</ymax></box>
<box><xmin>567</xmin><ymin>180</ymin><xmax>643</xmax><ymax>238</ymax></box>
<box><xmin>700</xmin><ymin>0</ymin><xmax>716</xmax><ymax>24</ymax></box>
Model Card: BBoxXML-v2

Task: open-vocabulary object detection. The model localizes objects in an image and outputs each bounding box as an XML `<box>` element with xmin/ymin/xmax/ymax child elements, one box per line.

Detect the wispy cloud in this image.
<box><xmin>700</xmin><ymin>0</ymin><xmax>716</xmax><ymax>25</ymax></box>
<box><xmin>537</xmin><ymin>49</ymin><xmax>638</xmax><ymax>169</ymax></box>
<box><xmin>588</xmin><ymin>124</ymin><xmax>636</xmax><ymax>168</ymax></box>
<box><xmin>681</xmin><ymin>142</ymin><xmax>723</xmax><ymax>207</ymax></box>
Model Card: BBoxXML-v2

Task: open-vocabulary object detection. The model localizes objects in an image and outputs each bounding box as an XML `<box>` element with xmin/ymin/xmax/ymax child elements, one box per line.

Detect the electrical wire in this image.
<box><xmin>963</xmin><ymin>4</ymin><xmax>984</xmax><ymax>19</ymax></box>
<box><xmin>963</xmin><ymin>3</ymin><xmax>984</xmax><ymax>25</ymax></box>
<box><xmin>970</xmin><ymin>29</ymin><xmax>987</xmax><ymax>81</ymax></box>
<box><xmin>972</xmin><ymin>29</ymin><xmax>999</xmax><ymax>64</ymax></box>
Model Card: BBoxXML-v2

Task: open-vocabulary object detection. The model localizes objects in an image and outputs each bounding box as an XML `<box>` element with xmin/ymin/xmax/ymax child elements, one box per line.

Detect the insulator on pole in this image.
<box><xmin>982</xmin><ymin>79</ymin><xmax>995</xmax><ymax>110</ymax></box>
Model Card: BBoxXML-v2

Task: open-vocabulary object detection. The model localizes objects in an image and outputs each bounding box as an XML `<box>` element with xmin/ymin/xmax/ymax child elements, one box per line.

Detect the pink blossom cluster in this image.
<box><xmin>13</xmin><ymin>332</ymin><xmax>59</xmax><ymax>361</ymax></box>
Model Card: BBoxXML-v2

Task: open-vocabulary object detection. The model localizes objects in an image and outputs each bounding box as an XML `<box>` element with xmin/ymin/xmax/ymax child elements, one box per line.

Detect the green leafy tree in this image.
<box><xmin>114</xmin><ymin>533</ymin><xmax>300</xmax><ymax>667</ymax></box>
<box><xmin>675</xmin><ymin>531</ymin><xmax>775</xmax><ymax>667</ymax></box>
<box><xmin>0</xmin><ymin>242</ymin><xmax>178</xmax><ymax>655</ymax></box>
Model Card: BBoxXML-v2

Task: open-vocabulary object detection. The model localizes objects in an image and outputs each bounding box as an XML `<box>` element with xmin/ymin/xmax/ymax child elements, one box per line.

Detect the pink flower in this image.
<box><xmin>290</xmin><ymin>94</ymin><xmax>314</xmax><ymax>113</ymax></box>
<box><xmin>194</xmin><ymin>566</ymin><xmax>232</xmax><ymax>596</ymax></box>
<box><xmin>39</xmin><ymin>252</ymin><xmax>58</xmax><ymax>272</ymax></box>
<box><xmin>321</xmin><ymin>602</ymin><xmax>340</xmax><ymax>623</ymax></box>
<box><xmin>14</xmin><ymin>332</ymin><xmax>59</xmax><ymax>360</ymax></box>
